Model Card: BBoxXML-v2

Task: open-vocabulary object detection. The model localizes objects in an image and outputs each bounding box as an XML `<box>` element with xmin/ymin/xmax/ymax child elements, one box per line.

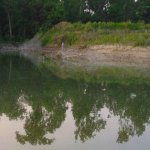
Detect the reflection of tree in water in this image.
<box><xmin>0</xmin><ymin>54</ymin><xmax>150</xmax><ymax>145</ymax></box>
<box><xmin>16</xmin><ymin>91</ymin><xmax>67</xmax><ymax>145</ymax></box>
<box><xmin>74</xmin><ymin>113</ymin><xmax>106</xmax><ymax>142</ymax></box>
<box><xmin>71</xmin><ymin>83</ymin><xmax>106</xmax><ymax>142</ymax></box>
<box><xmin>104</xmin><ymin>84</ymin><xmax>150</xmax><ymax>143</ymax></box>
<box><xmin>0</xmin><ymin>93</ymin><xmax>25</xmax><ymax>120</ymax></box>
<box><xmin>69</xmin><ymin>82</ymin><xmax>150</xmax><ymax>143</ymax></box>
<box><xmin>16</xmin><ymin>106</ymin><xmax>54</xmax><ymax>145</ymax></box>
<box><xmin>117</xmin><ymin>118</ymin><xmax>135</xmax><ymax>143</ymax></box>
<box><xmin>0</xmin><ymin>54</ymin><xmax>67</xmax><ymax>145</ymax></box>
<box><xmin>0</xmin><ymin>55</ymin><xmax>27</xmax><ymax>119</ymax></box>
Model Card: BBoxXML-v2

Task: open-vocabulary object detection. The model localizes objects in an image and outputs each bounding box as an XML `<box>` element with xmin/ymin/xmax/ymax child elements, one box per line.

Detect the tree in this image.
<box><xmin>135</xmin><ymin>0</ymin><xmax>150</xmax><ymax>22</ymax></box>
<box><xmin>63</xmin><ymin>0</ymin><xmax>82</xmax><ymax>22</ymax></box>
<box><xmin>86</xmin><ymin>0</ymin><xmax>109</xmax><ymax>21</ymax></box>
<box><xmin>1</xmin><ymin>0</ymin><xmax>16</xmax><ymax>38</ymax></box>
<box><xmin>108</xmin><ymin>0</ymin><xmax>136</xmax><ymax>22</ymax></box>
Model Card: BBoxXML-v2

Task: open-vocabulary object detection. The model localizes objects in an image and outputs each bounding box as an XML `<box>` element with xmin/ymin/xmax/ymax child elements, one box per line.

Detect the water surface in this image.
<box><xmin>0</xmin><ymin>54</ymin><xmax>150</xmax><ymax>150</ymax></box>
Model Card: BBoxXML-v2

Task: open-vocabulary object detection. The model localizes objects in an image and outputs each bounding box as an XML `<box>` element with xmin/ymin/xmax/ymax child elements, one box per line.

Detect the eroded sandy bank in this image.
<box><xmin>43</xmin><ymin>45</ymin><xmax>150</xmax><ymax>70</ymax></box>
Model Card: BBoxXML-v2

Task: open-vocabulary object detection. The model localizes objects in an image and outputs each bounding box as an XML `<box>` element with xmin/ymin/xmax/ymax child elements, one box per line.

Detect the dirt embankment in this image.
<box><xmin>42</xmin><ymin>45</ymin><xmax>150</xmax><ymax>70</ymax></box>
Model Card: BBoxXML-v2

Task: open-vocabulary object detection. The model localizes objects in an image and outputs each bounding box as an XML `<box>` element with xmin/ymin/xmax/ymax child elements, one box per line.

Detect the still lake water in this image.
<box><xmin>0</xmin><ymin>53</ymin><xmax>150</xmax><ymax>150</ymax></box>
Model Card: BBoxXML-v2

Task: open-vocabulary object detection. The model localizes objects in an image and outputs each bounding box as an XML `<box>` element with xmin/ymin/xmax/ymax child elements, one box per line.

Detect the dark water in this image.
<box><xmin>0</xmin><ymin>54</ymin><xmax>150</xmax><ymax>150</ymax></box>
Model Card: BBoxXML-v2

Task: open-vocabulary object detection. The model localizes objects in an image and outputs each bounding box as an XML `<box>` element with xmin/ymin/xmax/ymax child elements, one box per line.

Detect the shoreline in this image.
<box><xmin>1</xmin><ymin>41</ymin><xmax>150</xmax><ymax>83</ymax></box>
<box><xmin>1</xmin><ymin>41</ymin><xmax>149</xmax><ymax>71</ymax></box>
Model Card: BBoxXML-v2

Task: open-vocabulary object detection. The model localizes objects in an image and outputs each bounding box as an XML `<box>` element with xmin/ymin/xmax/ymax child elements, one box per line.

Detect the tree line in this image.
<box><xmin>0</xmin><ymin>0</ymin><xmax>149</xmax><ymax>40</ymax></box>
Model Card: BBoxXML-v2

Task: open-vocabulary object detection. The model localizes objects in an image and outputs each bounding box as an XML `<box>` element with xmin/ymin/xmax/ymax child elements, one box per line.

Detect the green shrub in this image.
<box><xmin>63</xmin><ymin>32</ymin><xmax>79</xmax><ymax>45</ymax></box>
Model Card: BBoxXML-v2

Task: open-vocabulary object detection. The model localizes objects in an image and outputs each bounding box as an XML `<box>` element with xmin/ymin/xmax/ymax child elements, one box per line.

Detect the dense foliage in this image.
<box><xmin>0</xmin><ymin>0</ymin><xmax>150</xmax><ymax>40</ymax></box>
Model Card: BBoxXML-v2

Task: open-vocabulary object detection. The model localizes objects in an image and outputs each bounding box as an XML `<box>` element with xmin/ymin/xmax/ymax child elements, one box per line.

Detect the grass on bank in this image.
<box><xmin>41</xmin><ymin>22</ymin><xmax>150</xmax><ymax>47</ymax></box>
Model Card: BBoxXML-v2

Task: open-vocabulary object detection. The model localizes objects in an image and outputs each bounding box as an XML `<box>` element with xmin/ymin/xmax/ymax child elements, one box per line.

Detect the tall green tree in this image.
<box><xmin>63</xmin><ymin>0</ymin><xmax>82</xmax><ymax>22</ymax></box>
<box><xmin>86</xmin><ymin>0</ymin><xmax>109</xmax><ymax>21</ymax></box>
<box><xmin>135</xmin><ymin>0</ymin><xmax>150</xmax><ymax>22</ymax></box>
<box><xmin>1</xmin><ymin>0</ymin><xmax>16</xmax><ymax>38</ymax></box>
<box><xmin>108</xmin><ymin>0</ymin><xmax>136</xmax><ymax>22</ymax></box>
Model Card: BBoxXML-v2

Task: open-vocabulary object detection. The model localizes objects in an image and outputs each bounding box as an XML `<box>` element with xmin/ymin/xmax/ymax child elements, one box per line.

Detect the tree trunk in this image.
<box><xmin>79</xmin><ymin>0</ymin><xmax>83</xmax><ymax>21</ymax></box>
<box><xmin>6</xmin><ymin>10</ymin><xmax>13</xmax><ymax>39</ymax></box>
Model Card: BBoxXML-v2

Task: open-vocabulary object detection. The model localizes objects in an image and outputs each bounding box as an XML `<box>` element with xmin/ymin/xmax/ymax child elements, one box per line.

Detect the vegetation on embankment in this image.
<box><xmin>40</xmin><ymin>22</ymin><xmax>150</xmax><ymax>84</ymax></box>
<box><xmin>41</xmin><ymin>22</ymin><xmax>150</xmax><ymax>47</ymax></box>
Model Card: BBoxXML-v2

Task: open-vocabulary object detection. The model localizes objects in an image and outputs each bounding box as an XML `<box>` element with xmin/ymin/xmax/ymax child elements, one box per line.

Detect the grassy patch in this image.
<box><xmin>40</xmin><ymin>22</ymin><xmax>150</xmax><ymax>47</ymax></box>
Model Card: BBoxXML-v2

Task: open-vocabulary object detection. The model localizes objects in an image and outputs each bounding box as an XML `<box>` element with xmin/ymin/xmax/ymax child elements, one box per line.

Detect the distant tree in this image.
<box><xmin>1</xmin><ymin>0</ymin><xmax>16</xmax><ymax>38</ymax></box>
<box><xmin>86</xmin><ymin>0</ymin><xmax>109</xmax><ymax>21</ymax></box>
<box><xmin>63</xmin><ymin>0</ymin><xmax>83</xmax><ymax>22</ymax></box>
<box><xmin>108</xmin><ymin>0</ymin><xmax>136</xmax><ymax>22</ymax></box>
<box><xmin>135</xmin><ymin>0</ymin><xmax>150</xmax><ymax>22</ymax></box>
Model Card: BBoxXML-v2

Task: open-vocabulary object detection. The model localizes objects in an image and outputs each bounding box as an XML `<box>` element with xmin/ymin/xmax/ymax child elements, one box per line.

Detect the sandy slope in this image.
<box><xmin>43</xmin><ymin>45</ymin><xmax>150</xmax><ymax>70</ymax></box>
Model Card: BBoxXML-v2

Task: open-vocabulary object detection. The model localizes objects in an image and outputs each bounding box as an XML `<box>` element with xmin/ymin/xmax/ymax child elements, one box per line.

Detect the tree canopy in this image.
<box><xmin>0</xmin><ymin>0</ymin><xmax>149</xmax><ymax>40</ymax></box>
